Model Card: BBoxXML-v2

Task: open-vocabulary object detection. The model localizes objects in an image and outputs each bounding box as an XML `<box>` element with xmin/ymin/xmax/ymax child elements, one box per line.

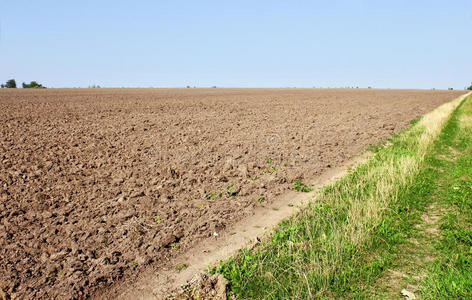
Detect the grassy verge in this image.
<box><xmin>417</xmin><ymin>95</ymin><xmax>472</xmax><ymax>298</ymax></box>
<box><xmin>213</xmin><ymin>93</ymin><xmax>470</xmax><ymax>299</ymax></box>
<box><xmin>368</xmin><ymin>92</ymin><xmax>472</xmax><ymax>298</ymax></box>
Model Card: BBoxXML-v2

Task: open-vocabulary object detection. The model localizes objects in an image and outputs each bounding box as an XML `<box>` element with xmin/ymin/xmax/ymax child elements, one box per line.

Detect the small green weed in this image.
<box><xmin>292</xmin><ymin>180</ymin><xmax>313</xmax><ymax>192</ymax></box>
<box><xmin>176</xmin><ymin>263</ymin><xmax>188</xmax><ymax>271</ymax></box>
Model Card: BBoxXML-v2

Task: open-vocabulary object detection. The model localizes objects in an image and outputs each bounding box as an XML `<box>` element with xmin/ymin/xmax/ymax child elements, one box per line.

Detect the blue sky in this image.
<box><xmin>1</xmin><ymin>0</ymin><xmax>471</xmax><ymax>89</ymax></box>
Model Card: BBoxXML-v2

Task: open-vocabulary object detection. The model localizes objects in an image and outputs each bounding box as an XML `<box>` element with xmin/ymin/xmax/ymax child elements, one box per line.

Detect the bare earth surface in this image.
<box><xmin>0</xmin><ymin>88</ymin><xmax>465</xmax><ymax>298</ymax></box>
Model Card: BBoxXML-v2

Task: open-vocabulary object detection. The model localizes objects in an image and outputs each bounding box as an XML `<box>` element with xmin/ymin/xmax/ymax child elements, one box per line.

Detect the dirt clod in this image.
<box><xmin>401</xmin><ymin>289</ymin><xmax>417</xmax><ymax>299</ymax></box>
<box><xmin>169</xmin><ymin>273</ymin><xmax>229</xmax><ymax>300</ymax></box>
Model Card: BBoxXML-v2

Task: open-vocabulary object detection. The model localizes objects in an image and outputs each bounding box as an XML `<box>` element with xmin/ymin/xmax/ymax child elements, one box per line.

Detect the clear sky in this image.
<box><xmin>1</xmin><ymin>0</ymin><xmax>471</xmax><ymax>89</ymax></box>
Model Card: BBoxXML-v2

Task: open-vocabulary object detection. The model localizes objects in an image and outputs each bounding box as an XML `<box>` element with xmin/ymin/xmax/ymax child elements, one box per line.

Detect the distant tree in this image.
<box><xmin>0</xmin><ymin>84</ymin><xmax>4</xmax><ymax>88</ymax></box>
<box><xmin>467</xmin><ymin>82</ymin><xmax>472</xmax><ymax>90</ymax></box>
<box><xmin>5</xmin><ymin>79</ymin><xmax>17</xmax><ymax>88</ymax></box>
<box><xmin>22</xmin><ymin>81</ymin><xmax>44</xmax><ymax>88</ymax></box>
<box><xmin>448</xmin><ymin>87</ymin><xmax>454</xmax><ymax>90</ymax></box>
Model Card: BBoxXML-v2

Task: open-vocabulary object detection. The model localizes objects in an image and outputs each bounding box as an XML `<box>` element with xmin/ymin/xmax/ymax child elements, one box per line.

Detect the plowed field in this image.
<box><xmin>0</xmin><ymin>88</ymin><xmax>465</xmax><ymax>298</ymax></box>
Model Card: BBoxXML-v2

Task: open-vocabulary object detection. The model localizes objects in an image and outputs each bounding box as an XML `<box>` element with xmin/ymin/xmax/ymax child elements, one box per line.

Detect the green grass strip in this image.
<box><xmin>367</xmin><ymin>93</ymin><xmax>471</xmax><ymax>298</ymax></box>
<box><xmin>417</xmin><ymin>96</ymin><xmax>472</xmax><ymax>298</ymax></box>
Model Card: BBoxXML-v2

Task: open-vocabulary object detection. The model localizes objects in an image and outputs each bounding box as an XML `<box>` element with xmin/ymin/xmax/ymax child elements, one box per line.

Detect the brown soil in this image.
<box><xmin>0</xmin><ymin>88</ymin><xmax>465</xmax><ymax>299</ymax></box>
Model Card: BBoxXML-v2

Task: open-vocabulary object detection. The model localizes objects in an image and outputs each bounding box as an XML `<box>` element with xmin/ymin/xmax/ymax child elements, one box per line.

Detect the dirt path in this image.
<box><xmin>375</xmin><ymin>202</ymin><xmax>444</xmax><ymax>299</ymax></box>
<box><xmin>372</xmin><ymin>145</ymin><xmax>462</xmax><ymax>299</ymax></box>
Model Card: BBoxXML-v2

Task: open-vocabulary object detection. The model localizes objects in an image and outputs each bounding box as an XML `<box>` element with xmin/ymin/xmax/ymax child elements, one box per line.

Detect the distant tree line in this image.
<box><xmin>1</xmin><ymin>79</ymin><xmax>17</xmax><ymax>88</ymax></box>
<box><xmin>2</xmin><ymin>78</ymin><xmax>472</xmax><ymax>90</ymax></box>
<box><xmin>23</xmin><ymin>81</ymin><xmax>44</xmax><ymax>88</ymax></box>
<box><xmin>1</xmin><ymin>79</ymin><xmax>46</xmax><ymax>89</ymax></box>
